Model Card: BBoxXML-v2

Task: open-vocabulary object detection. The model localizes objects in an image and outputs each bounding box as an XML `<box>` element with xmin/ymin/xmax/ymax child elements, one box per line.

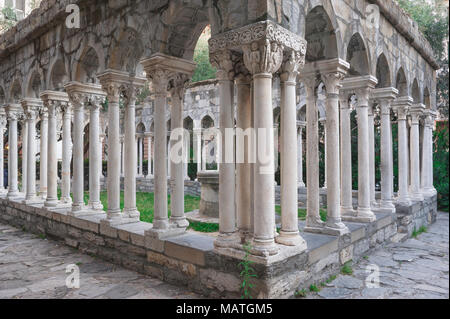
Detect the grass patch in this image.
<box><xmin>294</xmin><ymin>289</ymin><xmax>307</xmax><ymax>298</ymax></box>
<box><xmin>275</xmin><ymin>206</ymin><xmax>327</xmax><ymax>222</ymax></box>
<box><xmin>309</xmin><ymin>284</ymin><xmax>320</xmax><ymax>292</ymax></box>
<box><xmin>341</xmin><ymin>261</ymin><xmax>353</xmax><ymax>275</ymax></box>
<box><xmin>188</xmin><ymin>221</ymin><xmax>219</xmax><ymax>233</ymax></box>
<box><xmin>412</xmin><ymin>226</ymin><xmax>427</xmax><ymax>238</ymax></box>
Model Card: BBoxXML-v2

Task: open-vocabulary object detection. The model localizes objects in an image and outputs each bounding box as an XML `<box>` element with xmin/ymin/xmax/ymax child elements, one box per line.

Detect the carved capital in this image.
<box><xmin>243</xmin><ymin>39</ymin><xmax>283</xmax><ymax>75</ymax></box>
<box><xmin>321</xmin><ymin>71</ymin><xmax>345</xmax><ymax>95</ymax></box>
<box><xmin>280</xmin><ymin>49</ymin><xmax>305</xmax><ymax>83</ymax></box>
<box><xmin>355</xmin><ymin>87</ymin><xmax>371</xmax><ymax>107</ymax></box>
<box><xmin>102</xmin><ymin>82</ymin><xmax>121</xmax><ymax>103</ymax></box>
<box><xmin>168</xmin><ymin>73</ymin><xmax>190</xmax><ymax>102</ymax></box>
<box><xmin>150</xmin><ymin>69</ymin><xmax>175</xmax><ymax>96</ymax></box>
<box><xmin>88</xmin><ymin>94</ymin><xmax>105</xmax><ymax>111</ymax></box>
<box><xmin>210</xmin><ymin>50</ymin><xmax>235</xmax><ymax>81</ymax></box>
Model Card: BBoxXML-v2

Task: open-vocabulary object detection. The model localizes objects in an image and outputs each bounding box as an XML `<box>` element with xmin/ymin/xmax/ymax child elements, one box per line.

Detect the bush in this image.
<box><xmin>434</xmin><ymin>125</ymin><xmax>449</xmax><ymax>211</ymax></box>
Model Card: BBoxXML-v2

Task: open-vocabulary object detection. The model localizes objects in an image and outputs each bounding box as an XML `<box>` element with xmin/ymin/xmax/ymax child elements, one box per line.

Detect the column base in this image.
<box><xmin>340</xmin><ymin>206</ymin><xmax>356</xmax><ymax>217</ymax></box>
<box><xmin>146</xmin><ymin>175</ymin><xmax>154</xmax><ymax>180</ymax></box>
<box><xmin>152</xmin><ymin>218</ymin><xmax>170</xmax><ymax>230</ymax></box>
<box><xmin>342</xmin><ymin>207</ymin><xmax>376</xmax><ymax>223</ymax></box>
<box><xmin>68</xmin><ymin>208</ymin><xmax>105</xmax><ymax>217</ymax></box>
<box><xmin>214</xmin><ymin>232</ymin><xmax>240</xmax><ymax>249</ymax></box>
<box><xmin>276</xmin><ymin>230</ymin><xmax>307</xmax><ymax>248</ymax></box>
<box><xmin>144</xmin><ymin>226</ymin><xmax>186</xmax><ymax>241</ymax></box>
<box><xmin>22</xmin><ymin>197</ymin><xmax>45</xmax><ymax>205</ymax></box>
<box><xmin>396</xmin><ymin>195</ymin><xmax>412</xmax><ymax>206</ymax></box>
<box><xmin>375</xmin><ymin>201</ymin><xmax>396</xmax><ymax>214</ymax></box>
<box><xmin>170</xmin><ymin>216</ymin><xmax>189</xmax><ymax>228</ymax></box>
<box><xmin>122</xmin><ymin>208</ymin><xmax>141</xmax><ymax>221</ymax></box>
<box><xmin>410</xmin><ymin>192</ymin><xmax>424</xmax><ymax>202</ymax></box>
<box><xmin>250</xmin><ymin>238</ymin><xmax>279</xmax><ymax>257</ymax></box>
<box><xmin>324</xmin><ymin>218</ymin><xmax>350</xmax><ymax>236</ymax></box>
<box><xmin>40</xmin><ymin>192</ymin><xmax>47</xmax><ymax>200</ymax></box>
<box><xmin>303</xmin><ymin>217</ymin><xmax>325</xmax><ymax>234</ymax></box>
<box><xmin>7</xmin><ymin>191</ymin><xmax>20</xmax><ymax>199</ymax></box>
<box><xmin>298</xmin><ymin>182</ymin><xmax>306</xmax><ymax>188</ymax></box>
<box><xmin>71</xmin><ymin>202</ymin><xmax>87</xmax><ymax>214</ymax></box>
<box><xmin>60</xmin><ymin>197</ymin><xmax>72</xmax><ymax>205</ymax></box>
<box><xmin>88</xmin><ymin>201</ymin><xmax>104</xmax><ymax>211</ymax></box>
<box><xmin>100</xmin><ymin>215</ymin><xmax>138</xmax><ymax>230</ymax></box>
<box><xmin>44</xmin><ymin>198</ymin><xmax>59</xmax><ymax>208</ymax></box>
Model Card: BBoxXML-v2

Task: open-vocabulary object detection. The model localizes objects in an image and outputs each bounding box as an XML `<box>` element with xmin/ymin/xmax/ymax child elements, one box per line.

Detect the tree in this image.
<box><xmin>397</xmin><ymin>0</ymin><xmax>449</xmax><ymax>118</ymax></box>
<box><xmin>192</xmin><ymin>26</ymin><xmax>216</xmax><ymax>83</ymax></box>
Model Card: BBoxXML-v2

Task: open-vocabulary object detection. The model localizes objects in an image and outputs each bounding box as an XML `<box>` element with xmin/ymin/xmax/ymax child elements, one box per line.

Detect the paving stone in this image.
<box><xmin>332</xmin><ymin>275</ymin><xmax>364</xmax><ymax>289</ymax></box>
<box><xmin>317</xmin><ymin>287</ymin><xmax>353</xmax><ymax>299</ymax></box>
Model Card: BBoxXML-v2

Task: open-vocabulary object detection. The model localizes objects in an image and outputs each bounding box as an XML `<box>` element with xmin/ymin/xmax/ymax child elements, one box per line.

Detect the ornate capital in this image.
<box><xmin>321</xmin><ymin>71</ymin><xmax>345</xmax><ymax>95</ymax></box>
<box><xmin>67</xmin><ymin>92</ymin><xmax>88</xmax><ymax>109</ymax></box>
<box><xmin>101</xmin><ymin>82</ymin><xmax>121</xmax><ymax>103</ymax></box>
<box><xmin>88</xmin><ymin>94</ymin><xmax>105</xmax><ymax>111</ymax></box>
<box><xmin>355</xmin><ymin>87</ymin><xmax>371</xmax><ymax>107</ymax></box>
<box><xmin>150</xmin><ymin>69</ymin><xmax>175</xmax><ymax>96</ymax></box>
<box><xmin>168</xmin><ymin>73</ymin><xmax>190</xmax><ymax>102</ymax></box>
<box><xmin>280</xmin><ymin>49</ymin><xmax>305</xmax><ymax>83</ymax></box>
<box><xmin>243</xmin><ymin>39</ymin><xmax>283</xmax><ymax>75</ymax></box>
<box><xmin>210</xmin><ymin>50</ymin><xmax>235</xmax><ymax>81</ymax></box>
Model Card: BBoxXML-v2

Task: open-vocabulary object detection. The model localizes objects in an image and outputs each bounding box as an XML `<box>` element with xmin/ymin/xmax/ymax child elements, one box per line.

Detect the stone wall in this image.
<box><xmin>0</xmin><ymin>195</ymin><xmax>438</xmax><ymax>298</ymax></box>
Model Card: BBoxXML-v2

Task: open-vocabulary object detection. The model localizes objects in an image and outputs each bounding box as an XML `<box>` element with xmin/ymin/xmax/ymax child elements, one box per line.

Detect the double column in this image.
<box><xmin>392</xmin><ymin>97</ymin><xmax>413</xmax><ymax>205</ymax></box>
<box><xmin>341</xmin><ymin>76</ymin><xmax>377</xmax><ymax>222</ymax></box>
<box><xmin>422</xmin><ymin>110</ymin><xmax>437</xmax><ymax>196</ymax></box>
<box><xmin>0</xmin><ymin>112</ymin><xmax>6</xmax><ymax>194</ymax></box>
<box><xmin>6</xmin><ymin>104</ymin><xmax>21</xmax><ymax>198</ymax></box>
<box><xmin>371</xmin><ymin>88</ymin><xmax>398</xmax><ymax>211</ymax></box>
<box><xmin>409</xmin><ymin>104</ymin><xmax>425</xmax><ymax>201</ymax></box>
<box><xmin>21</xmin><ymin>99</ymin><xmax>43</xmax><ymax>204</ymax></box>
<box><xmin>141</xmin><ymin>54</ymin><xmax>196</xmax><ymax>233</ymax></box>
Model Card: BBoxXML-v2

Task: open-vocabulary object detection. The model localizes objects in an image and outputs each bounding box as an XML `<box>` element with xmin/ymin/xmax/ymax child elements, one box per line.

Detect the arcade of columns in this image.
<box><xmin>0</xmin><ymin>21</ymin><xmax>437</xmax><ymax>258</ymax></box>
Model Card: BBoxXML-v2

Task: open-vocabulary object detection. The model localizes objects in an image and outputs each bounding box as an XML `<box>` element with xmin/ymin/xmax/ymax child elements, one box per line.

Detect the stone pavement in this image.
<box><xmin>0</xmin><ymin>213</ymin><xmax>448</xmax><ymax>299</ymax></box>
<box><xmin>308</xmin><ymin>212</ymin><xmax>449</xmax><ymax>299</ymax></box>
<box><xmin>0</xmin><ymin>223</ymin><xmax>200</xmax><ymax>299</ymax></box>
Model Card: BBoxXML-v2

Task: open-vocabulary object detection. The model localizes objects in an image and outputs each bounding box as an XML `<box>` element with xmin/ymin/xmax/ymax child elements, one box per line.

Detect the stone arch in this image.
<box><xmin>25</xmin><ymin>67</ymin><xmax>44</xmax><ymax>98</ymax></box>
<box><xmin>304</xmin><ymin>5</ymin><xmax>339</xmax><ymax>62</ymax></box>
<box><xmin>108</xmin><ymin>27</ymin><xmax>144</xmax><ymax>75</ymax></box>
<box><xmin>395</xmin><ymin>67</ymin><xmax>408</xmax><ymax>97</ymax></box>
<box><xmin>183</xmin><ymin>116</ymin><xmax>194</xmax><ymax>130</ymax></box>
<box><xmin>9</xmin><ymin>78</ymin><xmax>23</xmax><ymax>103</ymax></box>
<box><xmin>375</xmin><ymin>53</ymin><xmax>392</xmax><ymax>88</ymax></box>
<box><xmin>155</xmin><ymin>3</ymin><xmax>210</xmax><ymax>60</ymax></box>
<box><xmin>48</xmin><ymin>58</ymin><xmax>69</xmax><ymax>91</ymax></box>
<box><xmin>423</xmin><ymin>87</ymin><xmax>431</xmax><ymax>109</ymax></box>
<box><xmin>0</xmin><ymin>85</ymin><xmax>6</xmax><ymax>105</ymax></box>
<box><xmin>201</xmin><ymin>115</ymin><xmax>214</xmax><ymax>129</ymax></box>
<box><xmin>72</xmin><ymin>41</ymin><xmax>105</xmax><ymax>83</ymax></box>
<box><xmin>346</xmin><ymin>32</ymin><xmax>370</xmax><ymax>76</ymax></box>
<box><xmin>411</xmin><ymin>78</ymin><xmax>420</xmax><ymax>103</ymax></box>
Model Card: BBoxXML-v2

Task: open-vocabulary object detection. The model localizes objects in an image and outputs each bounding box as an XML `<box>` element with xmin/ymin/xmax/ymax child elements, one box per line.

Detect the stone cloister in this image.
<box><xmin>0</xmin><ymin>0</ymin><xmax>440</xmax><ymax>297</ymax></box>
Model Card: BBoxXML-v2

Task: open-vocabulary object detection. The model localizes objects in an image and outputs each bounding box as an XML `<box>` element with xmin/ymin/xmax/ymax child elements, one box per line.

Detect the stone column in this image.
<box><xmin>409</xmin><ymin>104</ymin><xmax>425</xmax><ymax>201</ymax></box>
<box><xmin>100</xmin><ymin>135</ymin><xmax>105</xmax><ymax>179</ymax></box>
<box><xmin>210</xmin><ymin>50</ymin><xmax>238</xmax><ymax>248</ymax></box>
<box><xmin>20</xmin><ymin>116</ymin><xmax>27</xmax><ymax>194</ymax></box>
<box><xmin>39</xmin><ymin>108</ymin><xmax>48</xmax><ymax>199</ymax></box>
<box><xmin>422</xmin><ymin>110</ymin><xmax>436</xmax><ymax>196</ymax></box>
<box><xmin>236</xmin><ymin>74</ymin><xmax>252</xmax><ymax>237</ymax></box>
<box><xmin>120</xmin><ymin>136</ymin><xmax>124</xmax><ymax>177</ymax></box>
<box><xmin>277</xmin><ymin>50</ymin><xmax>308</xmax><ymax>246</ymax></box>
<box><xmin>372</xmin><ymin>88</ymin><xmax>398</xmax><ymax>211</ymax></box>
<box><xmin>297</xmin><ymin>122</ymin><xmax>306</xmax><ymax>188</ymax></box>
<box><xmin>138</xmin><ymin>137</ymin><xmax>144</xmax><ymax>177</ymax></box>
<box><xmin>169</xmin><ymin>75</ymin><xmax>190</xmax><ymax>228</ymax></box>
<box><xmin>303</xmin><ymin>76</ymin><xmax>323</xmax><ymax>232</ymax></box>
<box><xmin>41</xmin><ymin>97</ymin><xmax>59</xmax><ymax>207</ymax></box>
<box><xmin>339</xmin><ymin>94</ymin><xmax>354</xmax><ymax>216</ymax></box>
<box><xmin>6</xmin><ymin>105</ymin><xmax>20</xmax><ymax>198</ymax></box>
<box><xmin>194</xmin><ymin>126</ymin><xmax>202</xmax><ymax>176</ymax></box>
<box><xmin>141</xmin><ymin>53</ymin><xmax>196</xmax><ymax>234</ymax></box>
<box><xmin>341</xmin><ymin>76</ymin><xmax>377</xmax><ymax>222</ymax></box>
<box><xmin>321</xmin><ymin>70</ymin><xmax>349</xmax><ymax>235</ymax></box>
<box><xmin>147</xmin><ymin>134</ymin><xmax>153</xmax><ymax>178</ymax></box>
<box><xmin>0</xmin><ymin>113</ymin><xmax>7</xmax><ymax>194</ymax></box>
<box><xmin>22</xmin><ymin>99</ymin><xmax>42</xmax><ymax>204</ymax></box>
<box><xmin>98</xmin><ymin>72</ymin><xmax>125</xmax><ymax>224</ymax></box>
<box><xmin>319</xmin><ymin>118</ymin><xmax>327</xmax><ymax>189</ymax></box>
<box><xmin>368</xmin><ymin>105</ymin><xmax>376</xmax><ymax>207</ymax></box>
<box><xmin>61</xmin><ymin>104</ymin><xmax>73</xmax><ymax>205</ymax></box>
<box><xmin>87</xmin><ymin>96</ymin><xmax>105</xmax><ymax>211</ymax></box>
<box><xmin>392</xmin><ymin>97</ymin><xmax>413</xmax><ymax>205</ymax></box>
<box><xmin>122</xmin><ymin>78</ymin><xmax>146</xmax><ymax>220</ymax></box>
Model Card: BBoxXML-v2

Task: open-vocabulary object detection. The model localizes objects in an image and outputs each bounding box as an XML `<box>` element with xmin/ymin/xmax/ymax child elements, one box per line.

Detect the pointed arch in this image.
<box><xmin>376</xmin><ymin>53</ymin><xmax>392</xmax><ymax>88</ymax></box>
<box><xmin>396</xmin><ymin>67</ymin><xmax>408</xmax><ymax>96</ymax></box>
<box><xmin>346</xmin><ymin>33</ymin><xmax>370</xmax><ymax>76</ymax></box>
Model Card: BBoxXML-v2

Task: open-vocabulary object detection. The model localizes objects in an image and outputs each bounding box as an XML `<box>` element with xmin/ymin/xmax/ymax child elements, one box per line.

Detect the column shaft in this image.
<box><xmin>297</xmin><ymin>126</ymin><xmax>305</xmax><ymax>187</ymax></box>
<box><xmin>72</xmin><ymin>104</ymin><xmax>85</xmax><ymax>211</ymax></box>
<box><xmin>380</xmin><ymin>100</ymin><xmax>394</xmax><ymax>209</ymax></box>
<box><xmin>61</xmin><ymin>106</ymin><xmax>72</xmax><ymax>204</ymax></box>
<box><xmin>107</xmin><ymin>97</ymin><xmax>121</xmax><ymax>219</ymax></box>
<box><xmin>7</xmin><ymin>113</ymin><xmax>19</xmax><ymax>198</ymax></box>
<box><xmin>368</xmin><ymin>107</ymin><xmax>376</xmax><ymax>206</ymax></box>
<box><xmin>409</xmin><ymin>112</ymin><xmax>423</xmax><ymax>201</ymax></box>
<box><xmin>340</xmin><ymin>98</ymin><xmax>353</xmax><ymax>214</ymax></box>
<box><xmin>397</xmin><ymin>114</ymin><xmax>411</xmax><ymax>204</ymax></box>
<box><xmin>88</xmin><ymin>102</ymin><xmax>103</xmax><ymax>210</ymax></box>
<box><xmin>39</xmin><ymin>113</ymin><xmax>48</xmax><ymax>198</ymax></box>
<box><xmin>45</xmin><ymin>103</ymin><xmax>58</xmax><ymax>207</ymax></box>
<box><xmin>25</xmin><ymin>110</ymin><xmax>38</xmax><ymax>202</ymax></box>
<box><xmin>21</xmin><ymin>120</ymin><xmax>27</xmax><ymax>193</ymax></box>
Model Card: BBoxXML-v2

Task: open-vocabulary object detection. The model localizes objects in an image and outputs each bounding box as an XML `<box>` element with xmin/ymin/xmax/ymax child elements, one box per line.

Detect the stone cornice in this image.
<box><xmin>209</xmin><ymin>20</ymin><xmax>306</xmax><ymax>55</ymax></box>
<box><xmin>64</xmin><ymin>82</ymin><xmax>106</xmax><ymax>97</ymax></box>
<box><xmin>302</xmin><ymin>58</ymin><xmax>350</xmax><ymax>79</ymax></box>
<box><xmin>140</xmin><ymin>53</ymin><xmax>197</xmax><ymax>76</ymax></box>
<box><xmin>370</xmin><ymin>87</ymin><xmax>399</xmax><ymax>102</ymax></box>
<box><xmin>39</xmin><ymin>91</ymin><xmax>70</xmax><ymax>103</ymax></box>
<box><xmin>341</xmin><ymin>75</ymin><xmax>378</xmax><ymax>92</ymax></box>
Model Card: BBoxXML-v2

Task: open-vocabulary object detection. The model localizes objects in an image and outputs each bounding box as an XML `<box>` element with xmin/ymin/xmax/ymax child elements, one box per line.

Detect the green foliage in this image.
<box><xmin>0</xmin><ymin>6</ymin><xmax>17</xmax><ymax>32</ymax></box>
<box><xmin>188</xmin><ymin>221</ymin><xmax>219</xmax><ymax>233</ymax></box>
<box><xmin>412</xmin><ymin>225</ymin><xmax>428</xmax><ymax>238</ymax></box>
<box><xmin>294</xmin><ymin>289</ymin><xmax>307</xmax><ymax>298</ymax></box>
<box><xmin>398</xmin><ymin>0</ymin><xmax>449</xmax><ymax>118</ymax></box>
<box><xmin>275</xmin><ymin>206</ymin><xmax>327</xmax><ymax>222</ymax></box>
<box><xmin>309</xmin><ymin>284</ymin><xmax>320</xmax><ymax>292</ymax></box>
<box><xmin>341</xmin><ymin>261</ymin><xmax>353</xmax><ymax>275</ymax></box>
<box><xmin>434</xmin><ymin>126</ymin><xmax>449</xmax><ymax>210</ymax></box>
<box><xmin>239</xmin><ymin>242</ymin><xmax>257</xmax><ymax>299</ymax></box>
<box><xmin>192</xmin><ymin>28</ymin><xmax>216</xmax><ymax>83</ymax></box>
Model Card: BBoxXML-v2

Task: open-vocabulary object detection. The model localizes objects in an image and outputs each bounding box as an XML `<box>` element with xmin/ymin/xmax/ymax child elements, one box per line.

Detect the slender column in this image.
<box><xmin>120</xmin><ymin>136</ymin><xmax>124</xmax><ymax>177</ymax></box>
<box><xmin>44</xmin><ymin>101</ymin><xmax>58</xmax><ymax>207</ymax></box>
<box><xmin>409</xmin><ymin>105</ymin><xmax>425</xmax><ymax>201</ymax></box>
<box><xmin>422</xmin><ymin>111</ymin><xmax>436</xmax><ymax>195</ymax></box>
<box><xmin>148</xmin><ymin>135</ymin><xmax>153</xmax><ymax>177</ymax></box>
<box><xmin>98</xmin><ymin>77</ymin><xmax>122</xmax><ymax>223</ymax></box>
<box><xmin>0</xmin><ymin>114</ymin><xmax>7</xmax><ymax>194</ymax></box>
<box><xmin>183</xmin><ymin>134</ymin><xmax>189</xmax><ymax>180</ymax></box>
<box><xmin>122</xmin><ymin>83</ymin><xmax>142</xmax><ymax>220</ymax></box>
<box><xmin>368</xmin><ymin>105</ymin><xmax>376</xmax><ymax>207</ymax></box>
<box><xmin>194</xmin><ymin>126</ymin><xmax>202</xmax><ymax>175</ymax></box>
<box><xmin>23</xmin><ymin>101</ymin><xmax>41</xmax><ymax>204</ymax></box>
<box><xmin>321</xmin><ymin>71</ymin><xmax>348</xmax><ymax>235</ymax></box>
<box><xmin>99</xmin><ymin>135</ymin><xmax>104</xmax><ymax>179</ymax></box>
<box><xmin>297</xmin><ymin>124</ymin><xmax>305</xmax><ymax>188</ymax></box>
<box><xmin>236</xmin><ymin>74</ymin><xmax>252</xmax><ymax>237</ymax></box>
<box><xmin>211</xmin><ymin>51</ymin><xmax>238</xmax><ymax>248</ymax></box>
<box><xmin>39</xmin><ymin>109</ymin><xmax>48</xmax><ymax>199</ymax></box>
<box><xmin>88</xmin><ymin>97</ymin><xmax>104</xmax><ymax>211</ymax></box>
<box><xmin>61</xmin><ymin>104</ymin><xmax>72</xmax><ymax>204</ymax></box>
<box><xmin>319</xmin><ymin>118</ymin><xmax>327</xmax><ymax>189</ymax></box>
<box><xmin>6</xmin><ymin>106</ymin><xmax>20</xmax><ymax>198</ymax></box>
<box><xmin>353</xmin><ymin>87</ymin><xmax>376</xmax><ymax>221</ymax></box>
<box><xmin>393</xmin><ymin>97</ymin><xmax>412</xmax><ymax>205</ymax></box>
<box><xmin>277</xmin><ymin>51</ymin><xmax>307</xmax><ymax>246</ymax></box>
<box><xmin>303</xmin><ymin>77</ymin><xmax>323</xmax><ymax>231</ymax></box>
<box><xmin>428</xmin><ymin>112</ymin><xmax>437</xmax><ymax>195</ymax></box>
<box><xmin>339</xmin><ymin>95</ymin><xmax>354</xmax><ymax>215</ymax></box>
<box><xmin>138</xmin><ymin>137</ymin><xmax>144</xmax><ymax>177</ymax></box>
<box><xmin>21</xmin><ymin>117</ymin><xmax>27</xmax><ymax>193</ymax></box>
<box><xmin>169</xmin><ymin>75</ymin><xmax>190</xmax><ymax>228</ymax></box>
<box><xmin>70</xmin><ymin>97</ymin><xmax>85</xmax><ymax>212</ymax></box>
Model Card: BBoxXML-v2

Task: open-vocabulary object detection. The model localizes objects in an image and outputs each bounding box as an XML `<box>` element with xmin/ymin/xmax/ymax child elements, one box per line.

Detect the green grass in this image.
<box><xmin>412</xmin><ymin>226</ymin><xmax>427</xmax><ymax>238</ymax></box>
<box><xmin>294</xmin><ymin>289</ymin><xmax>307</xmax><ymax>298</ymax></box>
<box><xmin>341</xmin><ymin>261</ymin><xmax>353</xmax><ymax>275</ymax></box>
<box><xmin>188</xmin><ymin>221</ymin><xmax>219</xmax><ymax>233</ymax></box>
<box><xmin>275</xmin><ymin>206</ymin><xmax>327</xmax><ymax>222</ymax></box>
<box><xmin>309</xmin><ymin>284</ymin><xmax>320</xmax><ymax>292</ymax></box>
